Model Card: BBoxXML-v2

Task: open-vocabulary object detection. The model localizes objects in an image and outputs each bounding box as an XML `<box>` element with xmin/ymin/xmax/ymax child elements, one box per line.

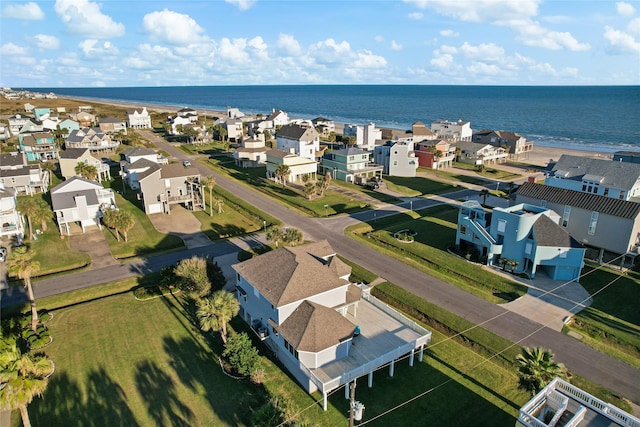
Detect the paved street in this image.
<box><xmin>2</xmin><ymin>132</ymin><xmax>638</xmax><ymax>406</ymax></box>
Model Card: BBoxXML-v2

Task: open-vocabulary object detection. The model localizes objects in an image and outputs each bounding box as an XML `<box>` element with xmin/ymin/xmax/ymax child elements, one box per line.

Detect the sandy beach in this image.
<box><xmin>62</xmin><ymin>95</ymin><xmax>618</xmax><ymax>167</ymax></box>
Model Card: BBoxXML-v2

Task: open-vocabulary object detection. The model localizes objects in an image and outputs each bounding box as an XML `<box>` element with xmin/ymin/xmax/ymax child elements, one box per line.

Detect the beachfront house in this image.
<box><xmin>223</xmin><ymin>118</ymin><xmax>244</xmax><ymax>142</ymax></box>
<box><xmin>545</xmin><ymin>154</ymin><xmax>640</xmax><ymax>201</ymax></box>
<box><xmin>233</xmin><ymin>134</ymin><xmax>267</xmax><ymax>168</ymax></box>
<box><xmin>138</xmin><ymin>163</ymin><xmax>203</xmax><ymax>214</ymax></box>
<box><xmin>65</xmin><ymin>127</ymin><xmax>119</xmax><ymax>153</ymax></box>
<box><xmin>18</xmin><ymin>131</ymin><xmax>58</xmax><ymax>161</ymax></box>
<box><xmin>517</xmin><ymin>377</ymin><xmax>640</xmax><ymax>427</ymax></box>
<box><xmin>343</xmin><ymin>123</ymin><xmax>380</xmax><ymax>151</ymax></box>
<box><xmin>0</xmin><ymin>183</ymin><xmax>25</xmax><ymax>242</ymax></box>
<box><xmin>232</xmin><ymin>240</ymin><xmax>432</xmax><ymax>410</ymax></box>
<box><xmin>411</xmin><ymin>121</ymin><xmax>438</xmax><ymax>143</ymax></box>
<box><xmin>613</xmin><ymin>151</ymin><xmax>640</xmax><ymax>164</ymax></box>
<box><xmin>431</xmin><ymin>119</ymin><xmax>472</xmax><ymax>141</ymax></box>
<box><xmin>473</xmin><ymin>129</ymin><xmax>533</xmax><ymax>160</ymax></box>
<box><xmin>227</xmin><ymin>106</ymin><xmax>245</xmax><ymax>119</ymax></box>
<box><xmin>51</xmin><ymin>177</ymin><xmax>117</xmax><ymax>236</ymax></box>
<box><xmin>415</xmin><ymin>139</ymin><xmax>455</xmax><ymax>169</ymax></box>
<box><xmin>0</xmin><ymin>153</ymin><xmax>49</xmax><ymax>195</ymax></box>
<box><xmin>177</xmin><ymin>107</ymin><xmax>198</xmax><ymax>122</ymax></box>
<box><xmin>455</xmin><ymin>200</ymin><xmax>585</xmax><ymax>280</ymax></box>
<box><xmin>59</xmin><ymin>148</ymin><xmax>111</xmax><ymax>182</ymax></box>
<box><xmin>373</xmin><ymin>140</ymin><xmax>419</xmax><ymax>177</ymax></box>
<box><xmin>127</xmin><ymin>107</ymin><xmax>152</xmax><ymax>129</ymax></box>
<box><xmin>311</xmin><ymin>117</ymin><xmax>335</xmax><ymax>137</ymax></box>
<box><xmin>320</xmin><ymin>147</ymin><xmax>383</xmax><ymax>183</ymax></box>
<box><xmin>454</xmin><ymin>141</ymin><xmax>508</xmax><ymax>166</ymax></box>
<box><xmin>276</xmin><ymin>124</ymin><xmax>320</xmax><ymax>161</ymax></box>
<box><xmin>265</xmin><ymin>149</ymin><xmax>318</xmax><ymax>184</ymax></box>
<box><xmin>514</xmin><ymin>182</ymin><xmax>640</xmax><ymax>266</ymax></box>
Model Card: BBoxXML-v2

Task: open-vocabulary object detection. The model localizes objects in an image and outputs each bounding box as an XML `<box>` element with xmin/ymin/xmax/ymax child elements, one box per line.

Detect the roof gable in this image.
<box><xmin>550</xmin><ymin>154</ymin><xmax>640</xmax><ymax>190</ymax></box>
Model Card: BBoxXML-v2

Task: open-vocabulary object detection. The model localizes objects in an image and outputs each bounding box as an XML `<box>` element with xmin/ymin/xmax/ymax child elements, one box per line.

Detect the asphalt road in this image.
<box><xmin>3</xmin><ymin>132</ymin><xmax>638</xmax><ymax>405</ymax></box>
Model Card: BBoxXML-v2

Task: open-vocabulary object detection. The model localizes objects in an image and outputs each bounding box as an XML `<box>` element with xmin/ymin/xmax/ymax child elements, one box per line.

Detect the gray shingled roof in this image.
<box><xmin>60</xmin><ymin>148</ymin><xmax>90</xmax><ymax>159</ymax></box>
<box><xmin>232</xmin><ymin>240</ymin><xmax>351</xmax><ymax>307</ymax></box>
<box><xmin>0</xmin><ymin>153</ymin><xmax>25</xmax><ymax>167</ymax></box>
<box><xmin>123</xmin><ymin>147</ymin><xmax>156</xmax><ymax>157</ymax></box>
<box><xmin>532</xmin><ymin>215</ymin><xmax>583</xmax><ymax>248</ymax></box>
<box><xmin>160</xmin><ymin>163</ymin><xmax>199</xmax><ymax>179</ymax></box>
<box><xmin>550</xmin><ymin>154</ymin><xmax>640</xmax><ymax>190</ymax></box>
<box><xmin>277</xmin><ymin>300</ymin><xmax>355</xmax><ymax>352</ymax></box>
<box><xmin>332</xmin><ymin>147</ymin><xmax>369</xmax><ymax>156</ymax></box>
<box><xmin>98</xmin><ymin>116</ymin><xmax>125</xmax><ymax>123</ymax></box>
<box><xmin>515</xmin><ymin>182</ymin><xmax>640</xmax><ymax>220</ymax></box>
<box><xmin>276</xmin><ymin>124</ymin><xmax>318</xmax><ymax>141</ymax></box>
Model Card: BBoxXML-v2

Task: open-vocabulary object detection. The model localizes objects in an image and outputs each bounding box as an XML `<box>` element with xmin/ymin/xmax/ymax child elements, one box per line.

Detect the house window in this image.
<box><xmin>459</xmin><ymin>225</ymin><xmax>466</xmax><ymax>234</ymax></box>
<box><xmin>497</xmin><ymin>219</ymin><xmax>507</xmax><ymax>233</ymax></box>
<box><xmin>582</xmin><ymin>184</ymin><xmax>587</xmax><ymax>191</ymax></box>
<box><xmin>540</xmin><ymin>200</ymin><xmax>547</xmax><ymax>208</ymax></box>
<box><xmin>562</xmin><ymin>206</ymin><xmax>571</xmax><ymax>227</ymax></box>
<box><xmin>236</xmin><ymin>273</ymin><xmax>241</xmax><ymax>282</ymax></box>
<box><xmin>588</xmin><ymin>212</ymin><xmax>599</xmax><ymax>235</ymax></box>
<box><xmin>620</xmin><ymin>191</ymin><xmax>626</xmax><ymax>200</ymax></box>
<box><xmin>283</xmin><ymin>339</ymin><xmax>299</xmax><ymax>360</ymax></box>
<box><xmin>603</xmin><ymin>188</ymin><xmax>609</xmax><ymax>197</ymax></box>
<box><xmin>525</xmin><ymin>242</ymin><xmax>533</xmax><ymax>255</ymax></box>
<box><xmin>393</xmin><ymin>160</ymin><xmax>398</xmax><ymax>166</ymax></box>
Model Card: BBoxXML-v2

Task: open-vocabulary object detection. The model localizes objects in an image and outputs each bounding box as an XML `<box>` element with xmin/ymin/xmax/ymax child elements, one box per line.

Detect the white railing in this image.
<box><xmin>360</xmin><ymin>293</ymin><xmax>432</xmax><ymax>338</ymax></box>
<box><xmin>469</xmin><ymin>219</ymin><xmax>496</xmax><ymax>245</ymax></box>
<box><xmin>564</xmin><ymin>406</ymin><xmax>586</xmax><ymax>427</ymax></box>
<box><xmin>518</xmin><ymin>410</ymin><xmax>548</xmax><ymax>427</ymax></box>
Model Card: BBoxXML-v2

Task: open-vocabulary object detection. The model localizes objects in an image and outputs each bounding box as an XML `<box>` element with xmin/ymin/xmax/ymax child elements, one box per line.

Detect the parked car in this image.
<box><xmin>183</xmin><ymin>160</ymin><xmax>191</xmax><ymax>167</ymax></box>
<box><xmin>0</xmin><ymin>247</ymin><xmax>7</xmax><ymax>262</ymax></box>
<box><xmin>364</xmin><ymin>181</ymin><xmax>379</xmax><ymax>190</ymax></box>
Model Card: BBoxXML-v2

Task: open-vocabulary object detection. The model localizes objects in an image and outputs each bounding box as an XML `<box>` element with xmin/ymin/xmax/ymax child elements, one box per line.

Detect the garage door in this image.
<box><xmin>147</xmin><ymin>203</ymin><xmax>163</xmax><ymax>214</ymax></box>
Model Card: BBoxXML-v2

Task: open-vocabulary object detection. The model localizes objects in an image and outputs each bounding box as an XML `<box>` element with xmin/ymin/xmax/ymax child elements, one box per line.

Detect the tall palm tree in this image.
<box><xmin>17</xmin><ymin>198</ymin><xmax>38</xmax><ymax>241</ymax></box>
<box><xmin>197</xmin><ymin>290</ymin><xmax>240</xmax><ymax>344</ymax></box>
<box><xmin>0</xmin><ymin>341</ymin><xmax>52</xmax><ymax>427</ymax></box>
<box><xmin>516</xmin><ymin>347</ymin><xmax>567</xmax><ymax>395</ymax></box>
<box><xmin>275</xmin><ymin>164</ymin><xmax>290</xmax><ymax>187</ymax></box>
<box><xmin>479</xmin><ymin>189</ymin><xmax>490</xmax><ymax>206</ymax></box>
<box><xmin>202</xmin><ymin>176</ymin><xmax>216</xmax><ymax>217</ymax></box>
<box><xmin>115</xmin><ymin>210</ymin><xmax>135</xmax><ymax>242</ymax></box>
<box><xmin>74</xmin><ymin>162</ymin><xmax>98</xmax><ymax>181</ymax></box>
<box><xmin>30</xmin><ymin>199</ymin><xmax>51</xmax><ymax>233</ymax></box>
<box><xmin>101</xmin><ymin>209</ymin><xmax>120</xmax><ymax>241</ymax></box>
<box><xmin>7</xmin><ymin>246</ymin><xmax>41</xmax><ymax>332</ymax></box>
<box><xmin>266</xmin><ymin>225</ymin><xmax>283</xmax><ymax>248</ymax></box>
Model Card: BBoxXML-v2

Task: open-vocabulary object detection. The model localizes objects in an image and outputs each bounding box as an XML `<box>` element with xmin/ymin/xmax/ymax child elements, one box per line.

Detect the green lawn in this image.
<box><xmin>418</xmin><ymin>167</ymin><xmax>489</xmax><ymax>186</ymax></box>
<box><xmin>563</xmin><ymin>264</ymin><xmax>640</xmax><ymax>368</ymax></box>
<box><xmin>383</xmin><ymin>174</ymin><xmax>460</xmax><ymax>197</ymax></box>
<box><xmin>347</xmin><ymin>205</ymin><xmax>527</xmax><ymax>303</ymax></box>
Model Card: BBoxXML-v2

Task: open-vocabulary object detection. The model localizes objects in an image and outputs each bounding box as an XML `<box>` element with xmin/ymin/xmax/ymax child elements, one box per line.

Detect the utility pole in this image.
<box><xmin>349</xmin><ymin>380</ymin><xmax>356</xmax><ymax>427</ymax></box>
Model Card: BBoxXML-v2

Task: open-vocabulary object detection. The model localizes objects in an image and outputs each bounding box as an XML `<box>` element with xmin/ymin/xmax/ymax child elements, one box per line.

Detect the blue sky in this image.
<box><xmin>1</xmin><ymin>0</ymin><xmax>639</xmax><ymax>87</ymax></box>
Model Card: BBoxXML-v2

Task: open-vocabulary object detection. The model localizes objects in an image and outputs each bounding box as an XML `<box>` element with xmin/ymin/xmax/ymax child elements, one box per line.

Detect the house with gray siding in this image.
<box><xmin>373</xmin><ymin>140</ymin><xmax>419</xmax><ymax>177</ymax></box>
<box><xmin>138</xmin><ymin>163</ymin><xmax>203</xmax><ymax>214</ymax></box>
<box><xmin>320</xmin><ymin>147</ymin><xmax>383</xmax><ymax>183</ymax></box>
<box><xmin>0</xmin><ymin>184</ymin><xmax>25</xmax><ymax>242</ymax></box>
<box><xmin>276</xmin><ymin>124</ymin><xmax>320</xmax><ymax>161</ymax></box>
<box><xmin>232</xmin><ymin>240</ymin><xmax>431</xmax><ymax>410</ymax></box>
<box><xmin>0</xmin><ymin>152</ymin><xmax>49</xmax><ymax>195</ymax></box>
<box><xmin>545</xmin><ymin>154</ymin><xmax>640</xmax><ymax>201</ymax></box>
<box><xmin>515</xmin><ymin>182</ymin><xmax>640</xmax><ymax>265</ymax></box>
<box><xmin>455</xmin><ymin>200</ymin><xmax>585</xmax><ymax>281</ymax></box>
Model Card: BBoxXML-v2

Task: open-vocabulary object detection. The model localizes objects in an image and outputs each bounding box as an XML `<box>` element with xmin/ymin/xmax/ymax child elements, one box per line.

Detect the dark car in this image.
<box><xmin>364</xmin><ymin>181</ymin><xmax>379</xmax><ymax>190</ymax></box>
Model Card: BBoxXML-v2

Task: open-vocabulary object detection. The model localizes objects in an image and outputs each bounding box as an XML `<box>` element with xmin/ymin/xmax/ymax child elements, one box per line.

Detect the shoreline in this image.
<box><xmin>61</xmin><ymin>95</ymin><xmax>620</xmax><ymax>167</ymax></box>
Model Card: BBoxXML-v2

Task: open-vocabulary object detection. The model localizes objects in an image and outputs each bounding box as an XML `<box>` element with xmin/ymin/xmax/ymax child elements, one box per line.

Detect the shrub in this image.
<box><xmin>222</xmin><ymin>332</ymin><xmax>261</xmax><ymax>377</ymax></box>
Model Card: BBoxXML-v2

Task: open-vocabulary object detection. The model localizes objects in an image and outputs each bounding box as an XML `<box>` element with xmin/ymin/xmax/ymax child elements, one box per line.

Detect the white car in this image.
<box><xmin>0</xmin><ymin>247</ymin><xmax>7</xmax><ymax>262</ymax></box>
<box><xmin>183</xmin><ymin>160</ymin><xmax>191</xmax><ymax>167</ymax></box>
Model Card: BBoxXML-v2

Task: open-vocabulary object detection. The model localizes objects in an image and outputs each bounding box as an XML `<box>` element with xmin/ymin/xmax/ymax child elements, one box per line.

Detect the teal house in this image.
<box><xmin>320</xmin><ymin>147</ymin><xmax>383</xmax><ymax>183</ymax></box>
<box><xmin>455</xmin><ymin>201</ymin><xmax>585</xmax><ymax>281</ymax></box>
<box><xmin>33</xmin><ymin>107</ymin><xmax>51</xmax><ymax>121</ymax></box>
<box><xmin>18</xmin><ymin>131</ymin><xmax>59</xmax><ymax>161</ymax></box>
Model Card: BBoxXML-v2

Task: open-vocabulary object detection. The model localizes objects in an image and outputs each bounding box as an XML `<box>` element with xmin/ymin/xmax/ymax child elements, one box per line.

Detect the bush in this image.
<box><xmin>222</xmin><ymin>332</ymin><xmax>262</xmax><ymax>377</ymax></box>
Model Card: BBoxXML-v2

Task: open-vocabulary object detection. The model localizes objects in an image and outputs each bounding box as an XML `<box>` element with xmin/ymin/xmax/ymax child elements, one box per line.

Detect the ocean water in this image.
<box><xmin>30</xmin><ymin>85</ymin><xmax>640</xmax><ymax>153</ymax></box>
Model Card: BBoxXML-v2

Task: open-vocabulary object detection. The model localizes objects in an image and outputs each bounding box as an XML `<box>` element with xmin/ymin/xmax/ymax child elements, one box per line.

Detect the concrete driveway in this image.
<box><xmin>68</xmin><ymin>228</ymin><xmax>118</xmax><ymax>270</ymax></box>
<box><xmin>148</xmin><ymin>204</ymin><xmax>211</xmax><ymax>249</ymax></box>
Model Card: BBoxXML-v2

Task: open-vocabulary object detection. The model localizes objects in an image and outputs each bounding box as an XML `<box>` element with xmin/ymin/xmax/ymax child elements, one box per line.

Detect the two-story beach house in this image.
<box><xmin>120</xmin><ymin>147</ymin><xmax>168</xmax><ymax>190</ymax></box>
<box><xmin>276</xmin><ymin>124</ymin><xmax>321</xmax><ymax>161</ymax></box>
<box><xmin>343</xmin><ymin>123</ymin><xmax>381</xmax><ymax>151</ymax></box>
<box><xmin>0</xmin><ymin>153</ymin><xmax>49</xmax><ymax>195</ymax></box>
<box><xmin>98</xmin><ymin>116</ymin><xmax>127</xmax><ymax>135</ymax></box>
<box><xmin>320</xmin><ymin>147</ymin><xmax>383</xmax><ymax>183</ymax></box>
<box><xmin>18</xmin><ymin>131</ymin><xmax>59</xmax><ymax>161</ymax></box>
<box><xmin>431</xmin><ymin>119</ymin><xmax>472</xmax><ymax>141</ymax></box>
<box><xmin>127</xmin><ymin>107</ymin><xmax>152</xmax><ymax>129</ymax></box>
<box><xmin>138</xmin><ymin>163</ymin><xmax>203</xmax><ymax>214</ymax></box>
<box><xmin>265</xmin><ymin>150</ymin><xmax>318</xmax><ymax>184</ymax></box>
<box><xmin>515</xmin><ymin>182</ymin><xmax>640</xmax><ymax>266</ymax></box>
<box><xmin>51</xmin><ymin>177</ymin><xmax>117</xmax><ymax>235</ymax></box>
<box><xmin>233</xmin><ymin>134</ymin><xmax>267</xmax><ymax>168</ymax></box>
<box><xmin>311</xmin><ymin>117</ymin><xmax>335</xmax><ymax>137</ymax></box>
<box><xmin>415</xmin><ymin>139</ymin><xmax>456</xmax><ymax>169</ymax></box>
<box><xmin>232</xmin><ymin>241</ymin><xmax>432</xmax><ymax>410</ymax></box>
<box><xmin>545</xmin><ymin>154</ymin><xmax>640</xmax><ymax>201</ymax></box>
<box><xmin>411</xmin><ymin>121</ymin><xmax>438</xmax><ymax>143</ymax></box>
<box><xmin>72</xmin><ymin>111</ymin><xmax>95</xmax><ymax>128</ymax></box>
<box><xmin>455</xmin><ymin>200</ymin><xmax>585</xmax><ymax>281</ymax></box>
<box><xmin>0</xmin><ymin>184</ymin><xmax>25</xmax><ymax>243</ymax></box>
<box><xmin>8</xmin><ymin>114</ymin><xmax>31</xmax><ymax>135</ymax></box>
<box><xmin>65</xmin><ymin>127</ymin><xmax>119</xmax><ymax>153</ymax></box>
<box><xmin>454</xmin><ymin>141</ymin><xmax>508</xmax><ymax>166</ymax></box>
<box><xmin>59</xmin><ymin>148</ymin><xmax>111</xmax><ymax>182</ymax></box>
<box><xmin>473</xmin><ymin>129</ymin><xmax>533</xmax><ymax>160</ymax></box>
<box><xmin>373</xmin><ymin>140</ymin><xmax>419</xmax><ymax>177</ymax></box>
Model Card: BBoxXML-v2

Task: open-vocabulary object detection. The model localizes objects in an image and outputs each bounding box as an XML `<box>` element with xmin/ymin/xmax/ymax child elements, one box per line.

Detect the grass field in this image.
<box><xmin>346</xmin><ymin>205</ymin><xmax>527</xmax><ymax>303</ymax></box>
<box><xmin>383</xmin><ymin>175</ymin><xmax>460</xmax><ymax>197</ymax></box>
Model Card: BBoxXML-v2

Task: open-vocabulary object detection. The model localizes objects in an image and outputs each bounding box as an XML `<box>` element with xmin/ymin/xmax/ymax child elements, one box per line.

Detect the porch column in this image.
<box><xmin>409</xmin><ymin>349</ymin><xmax>415</xmax><ymax>367</ymax></box>
<box><xmin>368</xmin><ymin>371</ymin><xmax>373</xmax><ymax>388</ymax></box>
<box><xmin>345</xmin><ymin>383</ymin><xmax>350</xmax><ymax>399</ymax></box>
<box><xmin>418</xmin><ymin>344</ymin><xmax>424</xmax><ymax>362</ymax></box>
<box><xmin>323</xmin><ymin>391</ymin><xmax>327</xmax><ymax>411</ymax></box>
<box><xmin>389</xmin><ymin>359</ymin><xmax>395</xmax><ymax>377</ymax></box>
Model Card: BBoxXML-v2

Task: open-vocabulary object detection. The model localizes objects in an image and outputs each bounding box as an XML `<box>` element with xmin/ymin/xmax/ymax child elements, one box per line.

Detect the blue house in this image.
<box><xmin>320</xmin><ymin>147</ymin><xmax>383</xmax><ymax>183</ymax></box>
<box><xmin>18</xmin><ymin>131</ymin><xmax>59</xmax><ymax>161</ymax></box>
<box><xmin>455</xmin><ymin>201</ymin><xmax>585</xmax><ymax>281</ymax></box>
<box><xmin>33</xmin><ymin>107</ymin><xmax>51</xmax><ymax>121</ymax></box>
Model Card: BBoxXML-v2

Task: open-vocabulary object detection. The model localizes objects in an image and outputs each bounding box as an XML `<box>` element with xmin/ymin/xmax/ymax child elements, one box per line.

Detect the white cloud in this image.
<box><xmin>460</xmin><ymin>42</ymin><xmax>504</xmax><ymax>61</ymax></box>
<box><xmin>248</xmin><ymin>36</ymin><xmax>269</xmax><ymax>61</ymax></box>
<box><xmin>2</xmin><ymin>2</ymin><xmax>44</xmax><ymax>20</ymax></box>
<box><xmin>438</xmin><ymin>45</ymin><xmax>458</xmax><ymax>55</ymax></box>
<box><xmin>430</xmin><ymin>53</ymin><xmax>454</xmax><ymax>70</ymax></box>
<box><xmin>0</xmin><ymin>43</ymin><xmax>27</xmax><ymax>55</ymax></box>
<box><xmin>354</xmin><ymin>50</ymin><xmax>387</xmax><ymax>68</ymax></box>
<box><xmin>440</xmin><ymin>29</ymin><xmax>459</xmax><ymax>37</ymax></box>
<box><xmin>54</xmin><ymin>0</ymin><xmax>125</xmax><ymax>38</ymax></box>
<box><xmin>603</xmin><ymin>25</ymin><xmax>640</xmax><ymax>53</ymax></box>
<box><xmin>628</xmin><ymin>18</ymin><xmax>640</xmax><ymax>36</ymax></box>
<box><xmin>277</xmin><ymin>34</ymin><xmax>302</xmax><ymax>56</ymax></box>
<box><xmin>390</xmin><ymin>40</ymin><xmax>403</xmax><ymax>51</ymax></box>
<box><xmin>225</xmin><ymin>0</ymin><xmax>256</xmax><ymax>11</ymax></box>
<box><xmin>404</xmin><ymin>0</ymin><xmax>589</xmax><ymax>51</ymax></box>
<box><xmin>616</xmin><ymin>2</ymin><xmax>636</xmax><ymax>16</ymax></box>
<box><xmin>218</xmin><ymin>38</ymin><xmax>251</xmax><ymax>65</ymax></box>
<box><xmin>79</xmin><ymin>39</ymin><xmax>119</xmax><ymax>58</ymax></box>
<box><xmin>34</xmin><ymin>35</ymin><xmax>60</xmax><ymax>50</ymax></box>
<box><xmin>310</xmin><ymin>38</ymin><xmax>351</xmax><ymax>64</ymax></box>
<box><xmin>142</xmin><ymin>9</ymin><xmax>206</xmax><ymax>45</ymax></box>
<box><xmin>374</xmin><ymin>35</ymin><xmax>385</xmax><ymax>43</ymax></box>
<box><xmin>408</xmin><ymin>12</ymin><xmax>423</xmax><ymax>20</ymax></box>
<box><xmin>467</xmin><ymin>61</ymin><xmax>505</xmax><ymax>76</ymax></box>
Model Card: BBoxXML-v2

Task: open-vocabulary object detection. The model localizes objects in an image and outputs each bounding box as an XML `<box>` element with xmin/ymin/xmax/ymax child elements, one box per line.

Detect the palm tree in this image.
<box><xmin>202</xmin><ymin>176</ymin><xmax>216</xmax><ymax>217</ymax></box>
<box><xmin>275</xmin><ymin>164</ymin><xmax>290</xmax><ymax>187</ymax></box>
<box><xmin>7</xmin><ymin>246</ymin><xmax>41</xmax><ymax>331</ymax></box>
<box><xmin>266</xmin><ymin>225</ymin><xmax>283</xmax><ymax>248</ymax></box>
<box><xmin>0</xmin><ymin>341</ymin><xmax>52</xmax><ymax>427</ymax></box>
<box><xmin>434</xmin><ymin>150</ymin><xmax>443</xmax><ymax>169</ymax></box>
<box><xmin>197</xmin><ymin>290</ymin><xmax>240</xmax><ymax>344</ymax></box>
<box><xmin>101</xmin><ymin>208</ymin><xmax>120</xmax><ymax>241</ymax></box>
<box><xmin>283</xmin><ymin>227</ymin><xmax>303</xmax><ymax>246</ymax></box>
<box><xmin>317</xmin><ymin>171</ymin><xmax>332</xmax><ymax>197</ymax></box>
<box><xmin>74</xmin><ymin>162</ymin><xmax>98</xmax><ymax>181</ymax></box>
<box><xmin>175</xmin><ymin>256</ymin><xmax>211</xmax><ymax>297</ymax></box>
<box><xmin>479</xmin><ymin>189</ymin><xmax>490</xmax><ymax>206</ymax></box>
<box><xmin>17</xmin><ymin>198</ymin><xmax>38</xmax><ymax>241</ymax></box>
<box><xmin>304</xmin><ymin>182</ymin><xmax>315</xmax><ymax>200</ymax></box>
<box><xmin>30</xmin><ymin>199</ymin><xmax>51</xmax><ymax>233</ymax></box>
<box><xmin>214</xmin><ymin>197</ymin><xmax>224</xmax><ymax>214</ymax></box>
<box><xmin>115</xmin><ymin>210</ymin><xmax>135</xmax><ymax>242</ymax></box>
<box><xmin>516</xmin><ymin>347</ymin><xmax>567</xmax><ymax>395</ymax></box>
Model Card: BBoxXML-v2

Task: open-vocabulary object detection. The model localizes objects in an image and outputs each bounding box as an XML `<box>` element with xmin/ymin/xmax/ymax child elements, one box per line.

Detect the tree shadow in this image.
<box><xmin>134</xmin><ymin>360</ymin><xmax>194</xmax><ymax>427</ymax></box>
